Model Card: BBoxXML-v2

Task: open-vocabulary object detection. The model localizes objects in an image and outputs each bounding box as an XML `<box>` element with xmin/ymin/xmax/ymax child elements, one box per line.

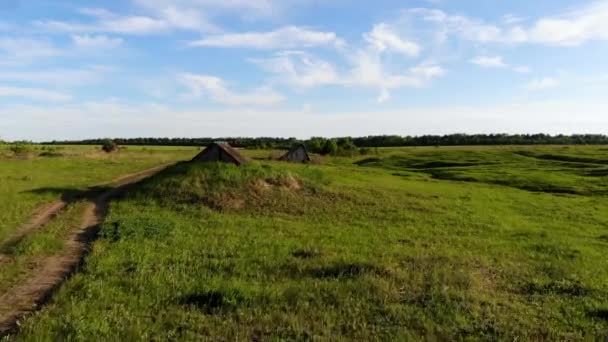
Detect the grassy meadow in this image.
<box><xmin>0</xmin><ymin>144</ymin><xmax>196</xmax><ymax>242</ymax></box>
<box><xmin>0</xmin><ymin>145</ymin><xmax>195</xmax><ymax>296</ymax></box>
<box><xmin>8</xmin><ymin>145</ymin><xmax>608</xmax><ymax>340</ymax></box>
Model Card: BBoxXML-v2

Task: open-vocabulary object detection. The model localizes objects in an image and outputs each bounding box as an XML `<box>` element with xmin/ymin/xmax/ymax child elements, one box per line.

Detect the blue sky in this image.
<box><xmin>1</xmin><ymin>0</ymin><xmax>607</xmax><ymax>141</ymax></box>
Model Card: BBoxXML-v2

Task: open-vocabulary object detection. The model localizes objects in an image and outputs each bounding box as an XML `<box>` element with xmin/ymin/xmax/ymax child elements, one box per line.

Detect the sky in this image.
<box><xmin>1</xmin><ymin>0</ymin><xmax>607</xmax><ymax>141</ymax></box>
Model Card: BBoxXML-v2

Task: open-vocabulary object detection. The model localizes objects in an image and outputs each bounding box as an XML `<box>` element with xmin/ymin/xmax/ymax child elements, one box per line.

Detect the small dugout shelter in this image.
<box><xmin>280</xmin><ymin>144</ymin><xmax>311</xmax><ymax>163</ymax></box>
<box><xmin>191</xmin><ymin>142</ymin><xmax>248</xmax><ymax>166</ymax></box>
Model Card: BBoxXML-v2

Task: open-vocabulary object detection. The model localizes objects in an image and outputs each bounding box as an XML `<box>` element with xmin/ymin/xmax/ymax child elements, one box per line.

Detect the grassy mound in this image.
<box><xmin>129</xmin><ymin>162</ymin><xmax>335</xmax><ymax>215</ymax></box>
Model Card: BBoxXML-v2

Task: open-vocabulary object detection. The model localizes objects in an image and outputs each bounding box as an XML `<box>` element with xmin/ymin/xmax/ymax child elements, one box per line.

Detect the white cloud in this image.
<box><xmin>35</xmin><ymin>6</ymin><xmax>217</xmax><ymax>35</ymax></box>
<box><xmin>253</xmin><ymin>49</ymin><xmax>445</xmax><ymax>103</ymax></box>
<box><xmin>364</xmin><ymin>23</ymin><xmax>421</xmax><ymax>57</ymax></box>
<box><xmin>411</xmin><ymin>2</ymin><xmax>608</xmax><ymax>46</ymax></box>
<box><xmin>0</xmin><ymin>66</ymin><xmax>115</xmax><ymax>87</ymax></box>
<box><xmin>410</xmin><ymin>8</ymin><xmax>502</xmax><ymax>43</ymax></box>
<box><xmin>190</xmin><ymin>26</ymin><xmax>343</xmax><ymax>49</ymax></box>
<box><xmin>471</xmin><ymin>56</ymin><xmax>507</xmax><ymax>68</ymax></box>
<box><xmin>133</xmin><ymin>0</ymin><xmax>305</xmax><ymax>19</ymax></box>
<box><xmin>0</xmin><ymin>38</ymin><xmax>63</xmax><ymax>60</ymax></box>
<box><xmin>346</xmin><ymin>49</ymin><xmax>426</xmax><ymax>100</ymax></box>
<box><xmin>470</xmin><ymin>55</ymin><xmax>531</xmax><ymax>73</ymax></box>
<box><xmin>178</xmin><ymin>73</ymin><xmax>284</xmax><ymax>106</ymax></box>
<box><xmin>0</xmin><ymin>86</ymin><xmax>72</xmax><ymax>102</ymax></box>
<box><xmin>251</xmin><ymin>51</ymin><xmax>339</xmax><ymax>87</ymax></box>
<box><xmin>527</xmin><ymin>77</ymin><xmax>560</xmax><ymax>91</ymax></box>
<box><xmin>72</xmin><ymin>34</ymin><xmax>123</xmax><ymax>48</ymax></box>
<box><xmin>521</xmin><ymin>1</ymin><xmax>608</xmax><ymax>46</ymax></box>
<box><xmin>246</xmin><ymin>18</ymin><xmax>448</xmax><ymax>103</ymax></box>
<box><xmin>409</xmin><ymin>64</ymin><xmax>446</xmax><ymax>79</ymax></box>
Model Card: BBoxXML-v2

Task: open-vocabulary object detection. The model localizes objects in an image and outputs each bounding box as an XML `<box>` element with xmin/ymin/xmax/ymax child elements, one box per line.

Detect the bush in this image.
<box><xmin>101</xmin><ymin>139</ymin><xmax>118</xmax><ymax>153</ymax></box>
<box><xmin>321</xmin><ymin>139</ymin><xmax>338</xmax><ymax>155</ymax></box>
<box><xmin>359</xmin><ymin>147</ymin><xmax>372</xmax><ymax>155</ymax></box>
<box><xmin>10</xmin><ymin>143</ymin><xmax>33</xmax><ymax>155</ymax></box>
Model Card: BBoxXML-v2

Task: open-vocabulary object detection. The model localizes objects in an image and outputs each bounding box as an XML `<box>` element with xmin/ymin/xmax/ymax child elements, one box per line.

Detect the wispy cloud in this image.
<box><xmin>253</xmin><ymin>49</ymin><xmax>445</xmax><ymax>103</ymax></box>
<box><xmin>35</xmin><ymin>6</ymin><xmax>217</xmax><ymax>35</ymax></box>
<box><xmin>0</xmin><ymin>86</ymin><xmax>72</xmax><ymax>102</ymax></box>
<box><xmin>189</xmin><ymin>26</ymin><xmax>343</xmax><ymax>49</ymax></box>
<box><xmin>0</xmin><ymin>66</ymin><xmax>115</xmax><ymax>87</ymax></box>
<box><xmin>411</xmin><ymin>2</ymin><xmax>608</xmax><ymax>46</ymax></box>
<box><xmin>0</xmin><ymin>38</ymin><xmax>63</xmax><ymax>60</ymax></box>
<box><xmin>364</xmin><ymin>23</ymin><xmax>421</xmax><ymax>57</ymax></box>
<box><xmin>133</xmin><ymin>0</ymin><xmax>309</xmax><ymax>20</ymax></box>
<box><xmin>471</xmin><ymin>56</ymin><xmax>507</xmax><ymax>68</ymax></box>
<box><xmin>250</xmin><ymin>51</ymin><xmax>340</xmax><ymax>88</ymax></box>
<box><xmin>178</xmin><ymin>73</ymin><xmax>284</xmax><ymax>106</ymax></box>
<box><xmin>72</xmin><ymin>34</ymin><xmax>123</xmax><ymax>48</ymax></box>
<box><xmin>527</xmin><ymin>77</ymin><xmax>559</xmax><ymax>91</ymax></box>
<box><xmin>470</xmin><ymin>55</ymin><xmax>530</xmax><ymax>73</ymax></box>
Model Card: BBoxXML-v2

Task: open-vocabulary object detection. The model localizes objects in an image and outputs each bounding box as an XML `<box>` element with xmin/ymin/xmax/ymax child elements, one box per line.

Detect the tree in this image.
<box><xmin>101</xmin><ymin>139</ymin><xmax>118</xmax><ymax>153</ymax></box>
<box><xmin>321</xmin><ymin>139</ymin><xmax>338</xmax><ymax>155</ymax></box>
<box><xmin>337</xmin><ymin>137</ymin><xmax>357</xmax><ymax>156</ymax></box>
<box><xmin>307</xmin><ymin>137</ymin><xmax>326</xmax><ymax>154</ymax></box>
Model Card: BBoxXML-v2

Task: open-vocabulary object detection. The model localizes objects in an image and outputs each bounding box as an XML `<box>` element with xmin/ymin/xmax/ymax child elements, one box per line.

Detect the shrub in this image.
<box><xmin>10</xmin><ymin>143</ymin><xmax>33</xmax><ymax>155</ymax></box>
<box><xmin>101</xmin><ymin>139</ymin><xmax>118</xmax><ymax>153</ymax></box>
<box><xmin>359</xmin><ymin>147</ymin><xmax>372</xmax><ymax>155</ymax></box>
<box><xmin>321</xmin><ymin>139</ymin><xmax>338</xmax><ymax>155</ymax></box>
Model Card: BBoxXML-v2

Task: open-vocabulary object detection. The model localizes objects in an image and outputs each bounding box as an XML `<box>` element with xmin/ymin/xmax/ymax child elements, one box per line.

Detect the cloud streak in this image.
<box><xmin>190</xmin><ymin>26</ymin><xmax>343</xmax><ymax>49</ymax></box>
<box><xmin>178</xmin><ymin>73</ymin><xmax>284</xmax><ymax>106</ymax></box>
<box><xmin>412</xmin><ymin>1</ymin><xmax>608</xmax><ymax>46</ymax></box>
<box><xmin>527</xmin><ymin>77</ymin><xmax>560</xmax><ymax>91</ymax></box>
<box><xmin>0</xmin><ymin>86</ymin><xmax>72</xmax><ymax>102</ymax></box>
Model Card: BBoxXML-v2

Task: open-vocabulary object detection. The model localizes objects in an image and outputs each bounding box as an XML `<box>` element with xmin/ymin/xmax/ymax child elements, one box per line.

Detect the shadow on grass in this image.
<box><xmin>515</xmin><ymin>151</ymin><xmax>608</xmax><ymax>165</ymax></box>
<box><xmin>178</xmin><ymin>289</ymin><xmax>244</xmax><ymax>314</ymax></box>
<box><xmin>23</xmin><ymin>186</ymin><xmax>111</xmax><ymax>202</ymax></box>
<box><xmin>586</xmin><ymin>169</ymin><xmax>608</xmax><ymax>177</ymax></box>
<box><xmin>292</xmin><ymin>248</ymin><xmax>320</xmax><ymax>259</ymax></box>
<box><xmin>588</xmin><ymin>308</ymin><xmax>608</xmax><ymax>321</ymax></box>
<box><xmin>519</xmin><ymin>279</ymin><xmax>591</xmax><ymax>297</ymax></box>
<box><xmin>285</xmin><ymin>261</ymin><xmax>392</xmax><ymax>279</ymax></box>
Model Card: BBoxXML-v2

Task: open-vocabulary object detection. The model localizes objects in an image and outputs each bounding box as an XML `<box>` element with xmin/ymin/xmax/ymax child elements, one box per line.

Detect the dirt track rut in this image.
<box><xmin>0</xmin><ymin>164</ymin><xmax>171</xmax><ymax>336</ymax></box>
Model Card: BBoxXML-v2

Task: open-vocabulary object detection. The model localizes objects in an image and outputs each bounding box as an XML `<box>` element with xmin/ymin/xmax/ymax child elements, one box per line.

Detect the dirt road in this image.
<box><xmin>0</xmin><ymin>163</ymin><xmax>172</xmax><ymax>336</ymax></box>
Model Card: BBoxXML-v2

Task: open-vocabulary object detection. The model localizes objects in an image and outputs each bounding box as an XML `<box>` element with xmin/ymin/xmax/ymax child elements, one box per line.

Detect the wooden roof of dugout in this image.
<box><xmin>191</xmin><ymin>142</ymin><xmax>249</xmax><ymax>166</ymax></box>
<box><xmin>280</xmin><ymin>144</ymin><xmax>311</xmax><ymax>163</ymax></box>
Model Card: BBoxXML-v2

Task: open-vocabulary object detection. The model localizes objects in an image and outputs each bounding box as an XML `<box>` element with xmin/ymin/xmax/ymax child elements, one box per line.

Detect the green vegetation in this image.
<box><xmin>45</xmin><ymin>133</ymin><xmax>608</xmax><ymax>148</ymax></box>
<box><xmin>0</xmin><ymin>145</ymin><xmax>193</xmax><ymax>242</ymax></box>
<box><xmin>14</xmin><ymin>145</ymin><xmax>608</xmax><ymax>340</ymax></box>
<box><xmin>101</xmin><ymin>139</ymin><xmax>119</xmax><ymax>153</ymax></box>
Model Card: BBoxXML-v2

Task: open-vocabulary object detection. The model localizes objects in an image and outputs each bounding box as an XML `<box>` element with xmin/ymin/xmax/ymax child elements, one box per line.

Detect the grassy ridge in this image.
<box><xmin>12</xmin><ymin>146</ymin><xmax>608</xmax><ymax>340</ymax></box>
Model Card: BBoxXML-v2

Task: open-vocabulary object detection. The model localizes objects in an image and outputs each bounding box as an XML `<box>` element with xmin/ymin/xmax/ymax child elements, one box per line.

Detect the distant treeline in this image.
<box><xmin>44</xmin><ymin>134</ymin><xmax>608</xmax><ymax>149</ymax></box>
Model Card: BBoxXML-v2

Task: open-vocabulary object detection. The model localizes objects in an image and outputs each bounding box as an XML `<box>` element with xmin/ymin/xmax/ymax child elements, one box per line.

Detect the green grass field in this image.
<box><xmin>0</xmin><ymin>145</ymin><xmax>196</xmax><ymax>242</ymax></box>
<box><xmin>4</xmin><ymin>145</ymin><xmax>608</xmax><ymax>340</ymax></box>
<box><xmin>0</xmin><ymin>145</ymin><xmax>195</xmax><ymax>298</ymax></box>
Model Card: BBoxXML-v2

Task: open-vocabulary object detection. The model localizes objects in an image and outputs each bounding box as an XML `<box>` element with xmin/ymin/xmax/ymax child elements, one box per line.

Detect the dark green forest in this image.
<box><xmin>44</xmin><ymin>134</ymin><xmax>608</xmax><ymax>153</ymax></box>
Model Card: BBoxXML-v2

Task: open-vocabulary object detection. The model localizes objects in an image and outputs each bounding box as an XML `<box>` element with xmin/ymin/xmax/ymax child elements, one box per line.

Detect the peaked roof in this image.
<box><xmin>280</xmin><ymin>144</ymin><xmax>311</xmax><ymax>162</ymax></box>
<box><xmin>192</xmin><ymin>142</ymin><xmax>249</xmax><ymax>166</ymax></box>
